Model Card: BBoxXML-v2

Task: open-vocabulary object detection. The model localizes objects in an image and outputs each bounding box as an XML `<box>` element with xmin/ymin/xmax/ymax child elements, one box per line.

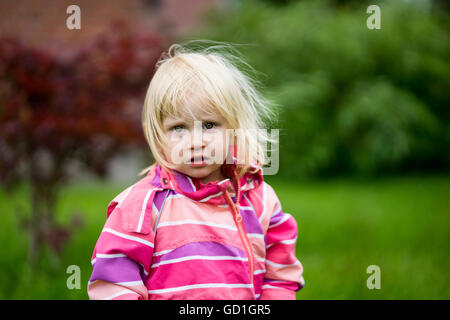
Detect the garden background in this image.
<box><xmin>0</xmin><ymin>0</ymin><xmax>448</xmax><ymax>299</ymax></box>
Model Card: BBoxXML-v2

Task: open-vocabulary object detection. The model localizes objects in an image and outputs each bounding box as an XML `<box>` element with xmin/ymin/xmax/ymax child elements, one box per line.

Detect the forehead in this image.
<box><xmin>162</xmin><ymin>94</ymin><xmax>224</xmax><ymax>124</ymax></box>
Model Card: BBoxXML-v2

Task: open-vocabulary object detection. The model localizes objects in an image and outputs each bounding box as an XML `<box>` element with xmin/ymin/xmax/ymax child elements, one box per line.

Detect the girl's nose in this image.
<box><xmin>190</xmin><ymin>136</ymin><xmax>205</xmax><ymax>151</ymax></box>
<box><xmin>190</xmin><ymin>121</ymin><xmax>205</xmax><ymax>150</ymax></box>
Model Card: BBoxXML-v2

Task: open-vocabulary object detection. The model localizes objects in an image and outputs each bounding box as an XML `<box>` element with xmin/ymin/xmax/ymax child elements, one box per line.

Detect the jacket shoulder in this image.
<box><xmin>244</xmin><ymin>181</ymin><xmax>281</xmax><ymax>228</ymax></box>
<box><xmin>106</xmin><ymin>174</ymin><xmax>162</xmax><ymax>235</ymax></box>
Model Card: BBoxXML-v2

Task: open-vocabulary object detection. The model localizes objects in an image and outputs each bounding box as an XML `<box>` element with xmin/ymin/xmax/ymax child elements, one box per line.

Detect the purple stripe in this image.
<box><xmin>173</xmin><ymin>170</ymin><xmax>196</xmax><ymax>193</ymax></box>
<box><xmin>269</xmin><ymin>210</ymin><xmax>284</xmax><ymax>225</ymax></box>
<box><xmin>154</xmin><ymin>241</ymin><xmax>247</xmax><ymax>263</ymax></box>
<box><xmin>240</xmin><ymin>208</ymin><xmax>264</xmax><ymax>235</ymax></box>
<box><xmin>150</xmin><ymin>165</ymin><xmax>162</xmax><ymax>188</ymax></box>
<box><xmin>153</xmin><ymin>189</ymin><xmax>173</xmax><ymax>212</ymax></box>
<box><xmin>90</xmin><ymin>257</ymin><xmax>143</xmax><ymax>283</ymax></box>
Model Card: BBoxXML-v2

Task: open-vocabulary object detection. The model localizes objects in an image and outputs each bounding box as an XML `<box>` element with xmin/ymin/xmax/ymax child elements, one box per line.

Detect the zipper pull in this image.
<box><xmin>235</xmin><ymin>205</ymin><xmax>242</xmax><ymax>223</ymax></box>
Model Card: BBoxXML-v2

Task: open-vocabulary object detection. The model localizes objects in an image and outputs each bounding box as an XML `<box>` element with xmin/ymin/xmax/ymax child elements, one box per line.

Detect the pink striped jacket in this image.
<box><xmin>88</xmin><ymin>162</ymin><xmax>304</xmax><ymax>300</ymax></box>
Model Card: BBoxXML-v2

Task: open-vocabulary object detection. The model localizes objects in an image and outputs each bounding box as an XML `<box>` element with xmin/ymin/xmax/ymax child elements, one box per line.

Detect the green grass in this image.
<box><xmin>265</xmin><ymin>175</ymin><xmax>450</xmax><ymax>299</ymax></box>
<box><xmin>0</xmin><ymin>175</ymin><xmax>449</xmax><ymax>299</ymax></box>
<box><xmin>0</xmin><ymin>180</ymin><xmax>126</xmax><ymax>300</ymax></box>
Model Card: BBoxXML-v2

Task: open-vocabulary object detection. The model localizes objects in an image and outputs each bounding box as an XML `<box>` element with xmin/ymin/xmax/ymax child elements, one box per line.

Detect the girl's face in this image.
<box><xmin>161</xmin><ymin>103</ymin><xmax>231</xmax><ymax>184</ymax></box>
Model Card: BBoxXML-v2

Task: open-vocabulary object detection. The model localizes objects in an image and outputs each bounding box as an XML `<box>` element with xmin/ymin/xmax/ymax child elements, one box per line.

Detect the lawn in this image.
<box><xmin>0</xmin><ymin>175</ymin><xmax>448</xmax><ymax>299</ymax></box>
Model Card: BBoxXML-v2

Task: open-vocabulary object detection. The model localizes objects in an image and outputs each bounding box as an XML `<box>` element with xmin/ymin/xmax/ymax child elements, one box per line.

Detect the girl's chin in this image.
<box><xmin>178</xmin><ymin>164</ymin><xmax>222</xmax><ymax>181</ymax></box>
<box><xmin>185</xmin><ymin>167</ymin><xmax>213</xmax><ymax>177</ymax></box>
<box><xmin>176</xmin><ymin>165</ymin><xmax>210</xmax><ymax>176</ymax></box>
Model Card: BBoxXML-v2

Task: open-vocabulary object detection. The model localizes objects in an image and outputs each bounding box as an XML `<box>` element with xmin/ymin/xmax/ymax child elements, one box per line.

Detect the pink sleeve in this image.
<box><xmin>260</xmin><ymin>186</ymin><xmax>305</xmax><ymax>300</ymax></box>
<box><xmin>88</xmin><ymin>189</ymin><xmax>156</xmax><ymax>300</ymax></box>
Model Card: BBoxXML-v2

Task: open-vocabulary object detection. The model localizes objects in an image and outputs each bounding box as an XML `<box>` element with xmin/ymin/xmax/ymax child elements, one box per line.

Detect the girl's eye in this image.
<box><xmin>172</xmin><ymin>125</ymin><xmax>185</xmax><ymax>132</ymax></box>
<box><xmin>203</xmin><ymin>122</ymin><xmax>216</xmax><ymax>130</ymax></box>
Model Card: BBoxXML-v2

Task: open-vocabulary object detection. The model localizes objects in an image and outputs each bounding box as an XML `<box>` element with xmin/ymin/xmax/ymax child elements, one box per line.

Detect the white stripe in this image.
<box><xmin>271</xmin><ymin>204</ymin><xmax>282</xmax><ymax>218</ymax></box>
<box><xmin>265</xmin><ymin>259</ymin><xmax>301</xmax><ymax>269</ymax></box>
<box><xmin>218</xmin><ymin>204</ymin><xmax>253</xmax><ymax>210</ymax></box>
<box><xmin>152</xmin><ymin>202</ymin><xmax>159</xmax><ymax>214</ymax></box>
<box><xmin>168</xmin><ymin>193</ymin><xmax>186</xmax><ymax>200</ymax></box>
<box><xmin>186</xmin><ymin>176</ymin><xmax>197</xmax><ymax>192</ymax></box>
<box><xmin>162</xmin><ymin>193</ymin><xmax>197</xmax><ymax>203</ymax></box>
<box><xmin>137</xmin><ymin>189</ymin><xmax>154</xmax><ymax>233</ymax></box>
<box><xmin>280</xmin><ymin>237</ymin><xmax>297</xmax><ymax>245</ymax></box>
<box><xmin>263</xmin><ymin>279</ymin><xmax>286</xmax><ymax>284</ymax></box>
<box><xmin>243</xmin><ymin>193</ymin><xmax>257</xmax><ymax>216</ymax></box>
<box><xmin>300</xmin><ymin>277</ymin><xmax>305</xmax><ymax>287</ymax></box>
<box><xmin>254</xmin><ymin>269</ymin><xmax>266</xmax><ymax>275</ymax></box>
<box><xmin>148</xmin><ymin>283</ymin><xmax>253</xmax><ymax>294</ymax></box>
<box><xmin>261</xmin><ymin>284</ymin><xmax>284</xmax><ymax>290</ymax></box>
<box><xmin>156</xmin><ymin>220</ymin><xmax>237</xmax><ymax>231</ymax></box>
<box><xmin>113</xmin><ymin>281</ymin><xmax>145</xmax><ymax>287</ymax></box>
<box><xmin>266</xmin><ymin>237</ymin><xmax>297</xmax><ymax>249</ymax></box>
<box><xmin>152</xmin><ymin>248</ymin><xmax>174</xmax><ymax>256</ymax></box>
<box><xmin>141</xmin><ymin>265</ymin><xmax>149</xmax><ymax>277</ymax></box>
<box><xmin>151</xmin><ymin>255</ymin><xmax>248</xmax><ymax>268</ymax></box>
<box><xmin>165</xmin><ymin>193</ymin><xmax>250</xmax><ymax>209</ymax></box>
<box><xmin>102</xmin><ymin>228</ymin><xmax>154</xmax><ymax>248</ymax></box>
<box><xmin>96</xmin><ymin>253</ymin><xmax>127</xmax><ymax>259</ymax></box>
<box><xmin>199</xmin><ymin>191</ymin><xmax>223</xmax><ymax>202</ymax></box>
<box><xmin>247</xmin><ymin>233</ymin><xmax>265</xmax><ymax>239</ymax></box>
<box><xmin>116</xmin><ymin>186</ymin><xmax>133</xmax><ymax>208</ymax></box>
<box><xmin>91</xmin><ymin>253</ymin><xmax>127</xmax><ymax>265</ymax></box>
<box><xmin>105</xmin><ymin>289</ymin><xmax>137</xmax><ymax>300</ymax></box>
<box><xmin>268</xmin><ymin>213</ymin><xmax>291</xmax><ymax>229</ymax></box>
<box><xmin>218</xmin><ymin>178</ymin><xmax>230</xmax><ymax>185</ymax></box>
<box><xmin>258</xmin><ymin>184</ymin><xmax>267</xmax><ymax>223</ymax></box>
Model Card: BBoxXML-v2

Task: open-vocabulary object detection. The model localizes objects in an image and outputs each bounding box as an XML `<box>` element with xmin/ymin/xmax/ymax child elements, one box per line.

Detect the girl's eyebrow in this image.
<box><xmin>163</xmin><ymin>116</ymin><xmax>184</xmax><ymax>125</ymax></box>
<box><xmin>162</xmin><ymin>118</ymin><xmax>185</xmax><ymax>130</ymax></box>
<box><xmin>199</xmin><ymin>113</ymin><xmax>224</xmax><ymax>122</ymax></box>
<box><xmin>201</xmin><ymin>115</ymin><xmax>219</xmax><ymax>120</ymax></box>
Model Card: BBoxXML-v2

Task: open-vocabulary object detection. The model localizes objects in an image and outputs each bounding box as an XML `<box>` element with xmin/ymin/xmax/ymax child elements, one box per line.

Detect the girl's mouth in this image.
<box><xmin>188</xmin><ymin>155</ymin><xmax>208</xmax><ymax>167</ymax></box>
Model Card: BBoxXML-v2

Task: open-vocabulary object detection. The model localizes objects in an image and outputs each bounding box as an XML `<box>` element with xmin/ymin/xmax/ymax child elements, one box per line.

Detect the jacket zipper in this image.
<box><xmin>234</xmin><ymin>204</ymin><xmax>255</xmax><ymax>286</ymax></box>
<box><xmin>223</xmin><ymin>190</ymin><xmax>255</xmax><ymax>286</ymax></box>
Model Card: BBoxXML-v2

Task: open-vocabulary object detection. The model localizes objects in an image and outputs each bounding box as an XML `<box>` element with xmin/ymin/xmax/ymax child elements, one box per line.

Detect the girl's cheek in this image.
<box><xmin>168</xmin><ymin>132</ymin><xmax>190</xmax><ymax>150</ymax></box>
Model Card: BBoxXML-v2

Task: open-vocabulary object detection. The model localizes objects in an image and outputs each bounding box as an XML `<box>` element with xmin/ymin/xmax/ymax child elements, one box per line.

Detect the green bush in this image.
<box><xmin>194</xmin><ymin>0</ymin><xmax>449</xmax><ymax>178</ymax></box>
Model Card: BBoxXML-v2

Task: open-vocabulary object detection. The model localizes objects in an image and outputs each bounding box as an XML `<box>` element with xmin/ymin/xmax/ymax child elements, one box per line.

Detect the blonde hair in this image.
<box><xmin>140</xmin><ymin>40</ymin><xmax>277</xmax><ymax>177</ymax></box>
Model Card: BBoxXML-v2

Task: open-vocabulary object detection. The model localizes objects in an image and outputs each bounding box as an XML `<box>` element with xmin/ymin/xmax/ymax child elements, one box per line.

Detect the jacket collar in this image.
<box><xmin>147</xmin><ymin>160</ymin><xmax>263</xmax><ymax>206</ymax></box>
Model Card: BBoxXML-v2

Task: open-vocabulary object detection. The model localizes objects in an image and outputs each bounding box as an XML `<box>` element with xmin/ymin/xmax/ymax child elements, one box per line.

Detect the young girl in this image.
<box><xmin>88</xmin><ymin>42</ymin><xmax>305</xmax><ymax>300</ymax></box>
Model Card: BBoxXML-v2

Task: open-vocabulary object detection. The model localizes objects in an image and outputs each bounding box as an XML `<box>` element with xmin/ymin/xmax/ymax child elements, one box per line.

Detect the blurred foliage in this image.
<box><xmin>0</xmin><ymin>21</ymin><xmax>166</xmax><ymax>262</ymax></box>
<box><xmin>0</xmin><ymin>22</ymin><xmax>164</xmax><ymax>187</ymax></box>
<box><xmin>196</xmin><ymin>0</ymin><xmax>449</xmax><ymax>179</ymax></box>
